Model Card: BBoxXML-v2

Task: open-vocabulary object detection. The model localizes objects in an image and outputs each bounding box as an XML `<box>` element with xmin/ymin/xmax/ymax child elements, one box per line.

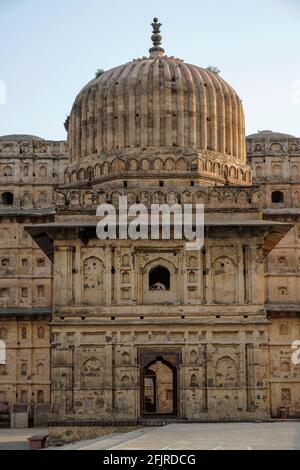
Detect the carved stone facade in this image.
<box><xmin>0</xmin><ymin>26</ymin><xmax>300</xmax><ymax>427</ymax></box>
<box><xmin>30</xmin><ymin>199</ymin><xmax>287</xmax><ymax>422</ymax></box>
<box><xmin>247</xmin><ymin>130</ymin><xmax>300</xmax><ymax>417</ymax></box>
<box><xmin>0</xmin><ymin>135</ymin><xmax>68</xmax><ymax>421</ymax></box>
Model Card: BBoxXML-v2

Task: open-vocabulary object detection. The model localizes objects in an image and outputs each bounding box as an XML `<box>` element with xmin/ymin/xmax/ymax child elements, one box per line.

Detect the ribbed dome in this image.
<box><xmin>247</xmin><ymin>130</ymin><xmax>297</xmax><ymax>139</ymax></box>
<box><xmin>0</xmin><ymin>134</ymin><xmax>44</xmax><ymax>142</ymax></box>
<box><xmin>68</xmin><ymin>56</ymin><xmax>246</xmax><ymax>164</ymax></box>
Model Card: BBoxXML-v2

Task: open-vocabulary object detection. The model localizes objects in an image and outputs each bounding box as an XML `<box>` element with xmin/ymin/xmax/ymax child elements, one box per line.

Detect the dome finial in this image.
<box><xmin>149</xmin><ymin>17</ymin><xmax>165</xmax><ymax>58</ymax></box>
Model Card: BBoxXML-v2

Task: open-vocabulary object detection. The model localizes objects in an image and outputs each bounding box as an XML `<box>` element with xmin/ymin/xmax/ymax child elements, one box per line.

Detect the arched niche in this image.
<box><xmin>82</xmin><ymin>256</ymin><xmax>104</xmax><ymax>305</ymax></box>
<box><xmin>39</xmin><ymin>165</ymin><xmax>47</xmax><ymax>177</ymax></box>
<box><xmin>215</xmin><ymin>356</ymin><xmax>238</xmax><ymax>387</ymax></box>
<box><xmin>212</xmin><ymin>256</ymin><xmax>237</xmax><ymax>304</ymax></box>
<box><xmin>149</xmin><ymin>266</ymin><xmax>170</xmax><ymax>291</ymax></box>
<box><xmin>142</xmin><ymin>258</ymin><xmax>177</xmax><ymax>304</ymax></box>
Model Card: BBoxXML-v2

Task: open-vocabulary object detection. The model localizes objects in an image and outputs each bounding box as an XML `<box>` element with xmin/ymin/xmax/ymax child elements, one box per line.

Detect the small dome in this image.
<box><xmin>0</xmin><ymin>134</ymin><xmax>44</xmax><ymax>142</ymax></box>
<box><xmin>247</xmin><ymin>130</ymin><xmax>297</xmax><ymax>140</ymax></box>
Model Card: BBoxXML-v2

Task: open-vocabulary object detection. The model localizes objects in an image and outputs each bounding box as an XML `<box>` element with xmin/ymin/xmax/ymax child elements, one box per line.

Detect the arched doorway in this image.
<box><xmin>140</xmin><ymin>352</ymin><xmax>179</xmax><ymax>417</ymax></box>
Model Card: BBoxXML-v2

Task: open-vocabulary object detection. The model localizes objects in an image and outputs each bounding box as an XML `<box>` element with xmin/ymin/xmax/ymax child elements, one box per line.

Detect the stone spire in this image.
<box><xmin>149</xmin><ymin>17</ymin><xmax>165</xmax><ymax>58</ymax></box>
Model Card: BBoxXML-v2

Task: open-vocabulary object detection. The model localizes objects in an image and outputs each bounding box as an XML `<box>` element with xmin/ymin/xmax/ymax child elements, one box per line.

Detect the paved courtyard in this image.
<box><xmin>0</xmin><ymin>422</ymin><xmax>299</xmax><ymax>450</ymax></box>
<box><xmin>57</xmin><ymin>422</ymin><xmax>300</xmax><ymax>450</ymax></box>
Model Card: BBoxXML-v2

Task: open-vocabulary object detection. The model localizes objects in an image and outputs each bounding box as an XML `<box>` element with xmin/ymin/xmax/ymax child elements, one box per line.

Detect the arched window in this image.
<box><xmin>1</xmin><ymin>192</ymin><xmax>13</xmax><ymax>205</ymax></box>
<box><xmin>272</xmin><ymin>191</ymin><xmax>284</xmax><ymax>203</ymax></box>
<box><xmin>21</xmin><ymin>326</ymin><xmax>27</xmax><ymax>339</ymax></box>
<box><xmin>37</xmin><ymin>390</ymin><xmax>44</xmax><ymax>403</ymax></box>
<box><xmin>149</xmin><ymin>266</ymin><xmax>170</xmax><ymax>291</ymax></box>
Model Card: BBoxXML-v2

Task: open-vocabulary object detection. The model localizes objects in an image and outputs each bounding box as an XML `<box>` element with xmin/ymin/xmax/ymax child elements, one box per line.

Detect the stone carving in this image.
<box><xmin>83</xmin><ymin>256</ymin><xmax>104</xmax><ymax>305</ymax></box>
<box><xmin>70</xmin><ymin>191</ymin><xmax>80</xmax><ymax>206</ymax></box>
<box><xmin>212</xmin><ymin>256</ymin><xmax>237</xmax><ymax>304</ymax></box>
<box><xmin>187</xmin><ymin>256</ymin><xmax>197</xmax><ymax>268</ymax></box>
<box><xmin>190</xmin><ymin>374</ymin><xmax>198</xmax><ymax>387</ymax></box>
<box><xmin>190</xmin><ymin>350</ymin><xmax>197</xmax><ymax>364</ymax></box>
<box><xmin>121</xmin><ymin>352</ymin><xmax>130</xmax><ymax>364</ymax></box>
<box><xmin>122</xmin><ymin>254</ymin><xmax>130</xmax><ymax>267</ymax></box>
<box><xmin>37</xmin><ymin>362</ymin><xmax>44</xmax><ymax>375</ymax></box>
<box><xmin>38</xmin><ymin>192</ymin><xmax>47</xmax><ymax>204</ymax></box>
<box><xmin>279</xmin><ymin>323</ymin><xmax>288</xmax><ymax>335</ymax></box>
<box><xmin>270</xmin><ymin>143</ymin><xmax>282</xmax><ymax>152</ymax></box>
<box><xmin>82</xmin><ymin>357</ymin><xmax>102</xmax><ymax>376</ymax></box>
<box><xmin>167</xmin><ymin>192</ymin><xmax>178</xmax><ymax>204</ymax></box>
<box><xmin>3</xmin><ymin>165</ymin><xmax>12</xmax><ymax>176</ymax></box>
<box><xmin>37</xmin><ymin>326</ymin><xmax>45</xmax><ymax>339</ymax></box>
<box><xmin>215</xmin><ymin>357</ymin><xmax>237</xmax><ymax>387</ymax></box>
<box><xmin>121</xmin><ymin>374</ymin><xmax>130</xmax><ymax>387</ymax></box>
<box><xmin>39</xmin><ymin>165</ymin><xmax>47</xmax><ymax>177</ymax></box>
<box><xmin>280</xmin><ymin>359</ymin><xmax>290</xmax><ymax>372</ymax></box>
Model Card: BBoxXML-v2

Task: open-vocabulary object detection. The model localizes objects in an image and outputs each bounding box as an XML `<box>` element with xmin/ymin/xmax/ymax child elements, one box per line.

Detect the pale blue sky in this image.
<box><xmin>1</xmin><ymin>0</ymin><xmax>300</xmax><ymax>140</ymax></box>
